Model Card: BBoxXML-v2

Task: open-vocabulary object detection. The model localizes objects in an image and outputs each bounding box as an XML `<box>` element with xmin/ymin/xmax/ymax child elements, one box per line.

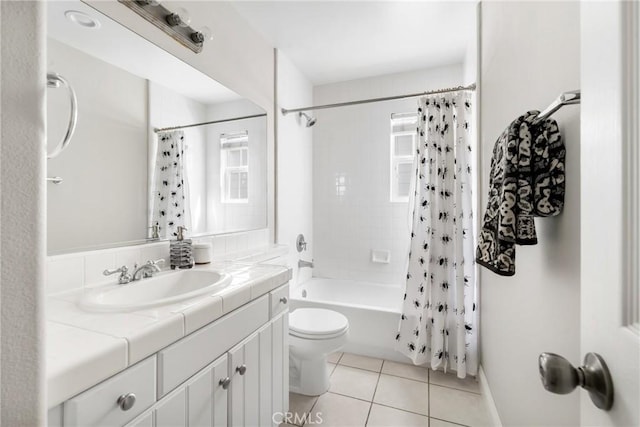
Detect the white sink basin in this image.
<box><xmin>79</xmin><ymin>269</ymin><xmax>232</xmax><ymax>312</ymax></box>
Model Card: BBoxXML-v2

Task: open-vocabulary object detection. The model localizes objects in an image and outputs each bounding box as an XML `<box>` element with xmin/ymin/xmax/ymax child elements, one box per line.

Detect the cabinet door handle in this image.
<box><xmin>280</xmin><ymin>297</ymin><xmax>288</xmax><ymax>304</ymax></box>
<box><xmin>219</xmin><ymin>377</ymin><xmax>231</xmax><ymax>390</ymax></box>
<box><xmin>117</xmin><ymin>393</ymin><xmax>136</xmax><ymax>411</ymax></box>
<box><xmin>236</xmin><ymin>364</ymin><xmax>247</xmax><ymax>375</ymax></box>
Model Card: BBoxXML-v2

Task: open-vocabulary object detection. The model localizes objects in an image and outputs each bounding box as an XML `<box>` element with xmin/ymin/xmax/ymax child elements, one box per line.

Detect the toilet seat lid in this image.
<box><xmin>289</xmin><ymin>308</ymin><xmax>349</xmax><ymax>338</ymax></box>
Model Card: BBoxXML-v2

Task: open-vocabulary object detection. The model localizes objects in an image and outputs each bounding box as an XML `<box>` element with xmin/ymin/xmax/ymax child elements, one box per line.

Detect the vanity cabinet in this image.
<box><xmin>52</xmin><ymin>284</ymin><xmax>290</xmax><ymax>427</ymax></box>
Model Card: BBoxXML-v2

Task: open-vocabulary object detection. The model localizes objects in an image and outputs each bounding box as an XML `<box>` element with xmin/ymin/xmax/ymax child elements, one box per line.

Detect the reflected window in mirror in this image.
<box><xmin>221</xmin><ymin>132</ymin><xmax>249</xmax><ymax>204</ymax></box>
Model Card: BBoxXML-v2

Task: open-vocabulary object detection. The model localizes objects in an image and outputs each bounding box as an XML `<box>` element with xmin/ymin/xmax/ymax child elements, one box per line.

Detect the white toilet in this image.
<box><xmin>288</xmin><ymin>308</ymin><xmax>349</xmax><ymax>396</ymax></box>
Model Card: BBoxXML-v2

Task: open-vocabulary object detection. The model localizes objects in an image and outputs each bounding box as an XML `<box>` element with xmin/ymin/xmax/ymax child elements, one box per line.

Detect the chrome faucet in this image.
<box><xmin>298</xmin><ymin>259</ymin><xmax>314</xmax><ymax>269</ymax></box>
<box><xmin>103</xmin><ymin>265</ymin><xmax>133</xmax><ymax>285</ymax></box>
<box><xmin>132</xmin><ymin>259</ymin><xmax>165</xmax><ymax>281</ymax></box>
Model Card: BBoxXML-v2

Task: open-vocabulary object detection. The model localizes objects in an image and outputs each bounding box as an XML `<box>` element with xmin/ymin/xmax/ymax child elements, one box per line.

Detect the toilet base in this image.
<box><xmin>289</xmin><ymin>356</ymin><xmax>331</xmax><ymax>396</ymax></box>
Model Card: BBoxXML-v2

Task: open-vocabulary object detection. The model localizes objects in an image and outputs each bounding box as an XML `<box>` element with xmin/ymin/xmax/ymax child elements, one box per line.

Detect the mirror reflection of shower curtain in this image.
<box><xmin>396</xmin><ymin>92</ymin><xmax>477</xmax><ymax>378</ymax></box>
<box><xmin>151</xmin><ymin>130</ymin><xmax>190</xmax><ymax>239</ymax></box>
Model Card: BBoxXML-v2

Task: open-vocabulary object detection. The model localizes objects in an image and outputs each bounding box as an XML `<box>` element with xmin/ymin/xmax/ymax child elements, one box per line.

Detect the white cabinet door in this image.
<box><xmin>125</xmin><ymin>410</ymin><xmax>153</xmax><ymax>427</ymax></box>
<box><xmin>155</xmin><ymin>388</ymin><xmax>186</xmax><ymax>427</ymax></box>
<box><xmin>243</xmin><ymin>331</ymin><xmax>260</xmax><ymax>427</ymax></box>
<box><xmin>186</xmin><ymin>354</ymin><xmax>228</xmax><ymax>427</ymax></box>
<box><xmin>271</xmin><ymin>310</ymin><xmax>289</xmax><ymax>426</ymax></box>
<box><xmin>228</xmin><ymin>339</ymin><xmax>245</xmax><ymax>427</ymax></box>
<box><xmin>581</xmin><ymin>2</ymin><xmax>640</xmax><ymax>425</ymax></box>
<box><xmin>229</xmin><ymin>330</ymin><xmax>263</xmax><ymax>427</ymax></box>
<box><xmin>258</xmin><ymin>324</ymin><xmax>272</xmax><ymax>427</ymax></box>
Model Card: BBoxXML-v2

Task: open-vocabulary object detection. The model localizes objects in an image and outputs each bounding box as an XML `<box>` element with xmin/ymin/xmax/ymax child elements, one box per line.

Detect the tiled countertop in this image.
<box><xmin>47</xmin><ymin>261</ymin><xmax>292</xmax><ymax>408</ymax></box>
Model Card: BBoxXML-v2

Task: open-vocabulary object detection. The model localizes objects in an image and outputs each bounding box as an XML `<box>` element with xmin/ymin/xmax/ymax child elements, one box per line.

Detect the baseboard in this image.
<box><xmin>478</xmin><ymin>365</ymin><xmax>503</xmax><ymax>427</ymax></box>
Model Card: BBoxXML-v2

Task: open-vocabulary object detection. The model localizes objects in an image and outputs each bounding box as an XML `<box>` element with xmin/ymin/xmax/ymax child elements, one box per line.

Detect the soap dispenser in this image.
<box><xmin>170</xmin><ymin>226</ymin><xmax>194</xmax><ymax>269</ymax></box>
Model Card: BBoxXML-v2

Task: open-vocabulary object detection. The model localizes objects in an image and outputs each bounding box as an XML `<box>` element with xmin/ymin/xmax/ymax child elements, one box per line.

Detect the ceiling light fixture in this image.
<box><xmin>118</xmin><ymin>0</ymin><xmax>210</xmax><ymax>54</ymax></box>
<box><xmin>64</xmin><ymin>10</ymin><xmax>101</xmax><ymax>29</ymax></box>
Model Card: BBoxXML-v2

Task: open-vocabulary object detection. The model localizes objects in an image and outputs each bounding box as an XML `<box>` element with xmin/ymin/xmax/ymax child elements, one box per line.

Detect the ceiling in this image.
<box><xmin>231</xmin><ymin>1</ymin><xmax>477</xmax><ymax>85</ymax></box>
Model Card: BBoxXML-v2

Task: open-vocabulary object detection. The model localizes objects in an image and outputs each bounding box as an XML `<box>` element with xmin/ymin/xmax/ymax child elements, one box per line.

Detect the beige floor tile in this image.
<box><xmin>311</xmin><ymin>392</ymin><xmax>371</xmax><ymax>427</ymax></box>
<box><xmin>366</xmin><ymin>404</ymin><xmax>429</xmax><ymax>426</ymax></box>
<box><xmin>288</xmin><ymin>392</ymin><xmax>319</xmax><ymax>426</ymax></box>
<box><xmin>429</xmin><ymin>418</ymin><xmax>466</xmax><ymax>427</ymax></box>
<box><xmin>340</xmin><ymin>353</ymin><xmax>384</xmax><ymax>372</ymax></box>
<box><xmin>373</xmin><ymin>374</ymin><xmax>428</xmax><ymax>416</ymax></box>
<box><xmin>327</xmin><ymin>352</ymin><xmax>343</xmax><ymax>364</ymax></box>
<box><xmin>430</xmin><ymin>384</ymin><xmax>490</xmax><ymax>427</ymax></box>
<box><xmin>381</xmin><ymin>360</ymin><xmax>428</xmax><ymax>382</ymax></box>
<box><xmin>329</xmin><ymin>365</ymin><xmax>380</xmax><ymax>401</ymax></box>
<box><xmin>429</xmin><ymin>370</ymin><xmax>481</xmax><ymax>394</ymax></box>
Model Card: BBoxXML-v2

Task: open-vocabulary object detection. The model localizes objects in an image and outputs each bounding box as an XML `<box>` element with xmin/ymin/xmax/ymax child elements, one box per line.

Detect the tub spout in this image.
<box><xmin>298</xmin><ymin>259</ymin><xmax>314</xmax><ymax>269</ymax></box>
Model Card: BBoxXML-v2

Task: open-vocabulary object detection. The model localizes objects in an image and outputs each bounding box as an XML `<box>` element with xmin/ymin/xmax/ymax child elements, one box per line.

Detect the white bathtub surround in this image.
<box><xmin>47</xmin><ymin>262</ymin><xmax>291</xmax><ymax>407</ymax></box>
<box><xmin>396</xmin><ymin>92</ymin><xmax>477</xmax><ymax>377</ymax></box>
<box><xmin>291</xmin><ymin>278</ymin><xmax>409</xmax><ymax>363</ymax></box>
<box><xmin>313</xmin><ymin>65</ymin><xmax>463</xmax><ymax>286</ymax></box>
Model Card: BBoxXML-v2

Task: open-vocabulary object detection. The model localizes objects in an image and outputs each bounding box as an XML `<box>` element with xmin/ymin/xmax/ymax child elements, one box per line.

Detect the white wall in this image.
<box><xmin>47</xmin><ymin>38</ymin><xmax>148</xmax><ymax>253</ymax></box>
<box><xmin>479</xmin><ymin>2</ymin><xmax>581</xmax><ymax>426</ymax></box>
<box><xmin>276</xmin><ymin>51</ymin><xmax>314</xmax><ymax>287</ymax></box>
<box><xmin>312</xmin><ymin>65</ymin><xmax>463</xmax><ymax>285</ymax></box>
<box><xmin>1</xmin><ymin>2</ymin><xmax>46</xmax><ymax>424</ymax></box>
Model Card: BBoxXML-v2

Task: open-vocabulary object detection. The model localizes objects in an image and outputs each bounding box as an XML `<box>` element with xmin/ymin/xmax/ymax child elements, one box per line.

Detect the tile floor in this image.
<box><xmin>284</xmin><ymin>352</ymin><xmax>491</xmax><ymax>427</ymax></box>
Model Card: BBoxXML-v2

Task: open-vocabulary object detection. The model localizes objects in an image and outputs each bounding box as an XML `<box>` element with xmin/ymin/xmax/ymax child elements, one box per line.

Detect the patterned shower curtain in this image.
<box><xmin>395</xmin><ymin>92</ymin><xmax>477</xmax><ymax>378</ymax></box>
<box><xmin>151</xmin><ymin>130</ymin><xmax>187</xmax><ymax>239</ymax></box>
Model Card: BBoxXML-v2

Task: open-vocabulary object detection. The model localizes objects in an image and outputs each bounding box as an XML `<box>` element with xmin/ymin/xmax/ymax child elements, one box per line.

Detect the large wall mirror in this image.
<box><xmin>47</xmin><ymin>1</ymin><xmax>268</xmax><ymax>255</ymax></box>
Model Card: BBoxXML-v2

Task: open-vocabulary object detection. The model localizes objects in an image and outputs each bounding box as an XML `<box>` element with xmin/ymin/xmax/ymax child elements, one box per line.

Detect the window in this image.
<box><xmin>220</xmin><ymin>131</ymin><xmax>249</xmax><ymax>203</ymax></box>
<box><xmin>390</xmin><ymin>112</ymin><xmax>418</xmax><ymax>202</ymax></box>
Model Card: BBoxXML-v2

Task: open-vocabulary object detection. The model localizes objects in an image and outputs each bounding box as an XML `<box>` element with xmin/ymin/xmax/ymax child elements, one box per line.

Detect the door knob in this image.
<box><xmin>236</xmin><ymin>364</ymin><xmax>247</xmax><ymax>375</ymax></box>
<box><xmin>538</xmin><ymin>352</ymin><xmax>613</xmax><ymax>410</ymax></box>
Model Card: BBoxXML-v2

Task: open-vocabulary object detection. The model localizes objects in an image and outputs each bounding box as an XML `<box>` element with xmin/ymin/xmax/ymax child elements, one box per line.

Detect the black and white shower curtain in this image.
<box><xmin>151</xmin><ymin>130</ymin><xmax>187</xmax><ymax>239</ymax></box>
<box><xmin>396</xmin><ymin>92</ymin><xmax>478</xmax><ymax>377</ymax></box>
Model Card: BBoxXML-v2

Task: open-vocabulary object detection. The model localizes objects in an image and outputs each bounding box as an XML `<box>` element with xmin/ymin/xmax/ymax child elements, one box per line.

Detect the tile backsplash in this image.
<box><xmin>47</xmin><ymin>229</ymin><xmax>270</xmax><ymax>295</ymax></box>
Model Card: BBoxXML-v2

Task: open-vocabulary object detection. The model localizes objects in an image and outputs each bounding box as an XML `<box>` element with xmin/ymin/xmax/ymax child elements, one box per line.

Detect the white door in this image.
<box><xmin>581</xmin><ymin>1</ymin><xmax>640</xmax><ymax>425</ymax></box>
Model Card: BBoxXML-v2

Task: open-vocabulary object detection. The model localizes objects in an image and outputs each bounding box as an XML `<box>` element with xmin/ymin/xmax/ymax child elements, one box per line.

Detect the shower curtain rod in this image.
<box><xmin>153</xmin><ymin>113</ymin><xmax>267</xmax><ymax>133</ymax></box>
<box><xmin>281</xmin><ymin>83</ymin><xmax>476</xmax><ymax>115</ymax></box>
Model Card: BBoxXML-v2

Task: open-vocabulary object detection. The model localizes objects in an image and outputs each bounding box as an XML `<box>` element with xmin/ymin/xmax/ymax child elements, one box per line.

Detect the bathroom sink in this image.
<box><xmin>79</xmin><ymin>270</ymin><xmax>232</xmax><ymax>312</ymax></box>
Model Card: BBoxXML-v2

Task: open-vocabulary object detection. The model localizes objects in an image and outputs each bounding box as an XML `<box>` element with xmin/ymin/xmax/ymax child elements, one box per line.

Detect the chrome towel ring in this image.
<box><xmin>47</xmin><ymin>72</ymin><xmax>78</xmax><ymax>159</ymax></box>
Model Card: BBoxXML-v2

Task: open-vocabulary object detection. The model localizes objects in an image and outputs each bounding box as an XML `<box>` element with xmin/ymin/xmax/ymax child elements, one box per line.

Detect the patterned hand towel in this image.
<box><xmin>476</xmin><ymin>111</ymin><xmax>564</xmax><ymax>276</ymax></box>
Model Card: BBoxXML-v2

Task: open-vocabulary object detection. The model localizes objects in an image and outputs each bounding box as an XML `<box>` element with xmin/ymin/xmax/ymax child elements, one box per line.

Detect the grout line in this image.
<box><xmin>429</xmin><ymin>382</ymin><xmax>482</xmax><ymax>396</ymax></box>
<box><xmin>369</xmin><ymin>401</ymin><xmax>430</xmax><ymax>419</ymax></box>
<box><xmin>428</xmin><ymin>366</ymin><xmax>431</xmax><ymax>426</ymax></box>
<box><xmin>429</xmin><ymin>415</ymin><xmax>470</xmax><ymax>427</ymax></box>
<box><xmin>364</xmin><ymin>368</ymin><xmax>382</xmax><ymax>426</ymax></box>
<box><xmin>326</xmin><ymin>391</ymin><xmax>374</xmax><ymax>404</ymax></box>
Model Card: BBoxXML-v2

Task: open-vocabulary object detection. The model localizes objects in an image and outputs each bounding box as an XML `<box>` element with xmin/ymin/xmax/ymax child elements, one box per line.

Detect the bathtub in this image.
<box><xmin>290</xmin><ymin>277</ymin><xmax>411</xmax><ymax>363</ymax></box>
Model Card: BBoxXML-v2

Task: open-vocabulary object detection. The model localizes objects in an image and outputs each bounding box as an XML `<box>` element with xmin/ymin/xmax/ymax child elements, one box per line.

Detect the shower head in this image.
<box><xmin>299</xmin><ymin>112</ymin><xmax>317</xmax><ymax>127</ymax></box>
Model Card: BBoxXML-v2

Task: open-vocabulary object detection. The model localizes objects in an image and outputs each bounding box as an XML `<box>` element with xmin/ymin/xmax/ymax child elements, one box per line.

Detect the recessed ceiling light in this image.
<box><xmin>64</xmin><ymin>10</ymin><xmax>101</xmax><ymax>29</ymax></box>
